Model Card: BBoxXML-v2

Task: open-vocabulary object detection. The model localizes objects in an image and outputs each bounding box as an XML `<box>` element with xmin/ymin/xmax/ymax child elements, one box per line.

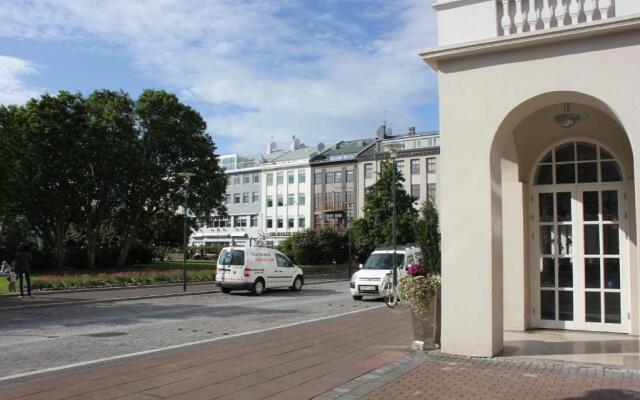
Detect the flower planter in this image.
<box><xmin>411</xmin><ymin>294</ymin><xmax>441</xmax><ymax>350</ymax></box>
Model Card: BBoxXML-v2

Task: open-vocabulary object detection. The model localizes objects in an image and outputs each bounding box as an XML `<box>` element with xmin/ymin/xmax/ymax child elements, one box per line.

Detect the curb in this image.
<box><xmin>0</xmin><ymin>278</ymin><xmax>349</xmax><ymax>311</ymax></box>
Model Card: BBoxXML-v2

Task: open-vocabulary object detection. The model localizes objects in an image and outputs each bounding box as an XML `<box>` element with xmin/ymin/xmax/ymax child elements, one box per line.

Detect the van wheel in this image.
<box><xmin>290</xmin><ymin>276</ymin><xmax>303</xmax><ymax>292</ymax></box>
<box><xmin>352</xmin><ymin>295</ymin><xmax>363</xmax><ymax>301</ymax></box>
<box><xmin>253</xmin><ymin>279</ymin><xmax>265</xmax><ymax>296</ymax></box>
<box><xmin>221</xmin><ymin>288</ymin><xmax>231</xmax><ymax>294</ymax></box>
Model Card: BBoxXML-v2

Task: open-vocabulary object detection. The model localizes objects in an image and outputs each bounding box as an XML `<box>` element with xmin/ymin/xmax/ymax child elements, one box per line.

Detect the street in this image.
<box><xmin>0</xmin><ymin>281</ymin><xmax>414</xmax><ymax>400</ymax></box>
<box><xmin>1</xmin><ymin>281</ymin><xmax>388</xmax><ymax>379</ymax></box>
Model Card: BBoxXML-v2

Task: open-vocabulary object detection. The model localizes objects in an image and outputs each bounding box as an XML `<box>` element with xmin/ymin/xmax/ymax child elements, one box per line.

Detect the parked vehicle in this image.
<box><xmin>216</xmin><ymin>246</ymin><xmax>304</xmax><ymax>295</ymax></box>
<box><xmin>350</xmin><ymin>245</ymin><xmax>422</xmax><ymax>300</ymax></box>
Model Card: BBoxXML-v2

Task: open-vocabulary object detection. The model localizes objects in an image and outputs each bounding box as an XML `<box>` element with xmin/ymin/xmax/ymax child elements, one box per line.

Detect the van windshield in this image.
<box><xmin>363</xmin><ymin>253</ymin><xmax>404</xmax><ymax>270</ymax></box>
<box><xmin>219</xmin><ymin>249</ymin><xmax>245</xmax><ymax>266</ymax></box>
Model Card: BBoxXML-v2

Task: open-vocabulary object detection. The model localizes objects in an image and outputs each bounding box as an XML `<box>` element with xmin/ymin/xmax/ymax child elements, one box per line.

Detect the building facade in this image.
<box><xmin>261</xmin><ymin>138</ymin><xmax>319</xmax><ymax>246</ymax></box>
<box><xmin>424</xmin><ymin>0</ymin><xmax>640</xmax><ymax>357</ymax></box>
<box><xmin>310</xmin><ymin>139</ymin><xmax>374</xmax><ymax>231</ymax></box>
<box><xmin>356</xmin><ymin>127</ymin><xmax>440</xmax><ymax>218</ymax></box>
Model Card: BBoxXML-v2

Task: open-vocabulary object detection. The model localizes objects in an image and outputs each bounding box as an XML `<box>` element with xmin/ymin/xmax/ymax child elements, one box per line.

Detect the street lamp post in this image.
<box><xmin>178</xmin><ymin>172</ymin><xmax>195</xmax><ymax>292</ymax></box>
<box><xmin>345</xmin><ymin>202</ymin><xmax>354</xmax><ymax>279</ymax></box>
<box><xmin>388</xmin><ymin>145</ymin><xmax>401</xmax><ymax>286</ymax></box>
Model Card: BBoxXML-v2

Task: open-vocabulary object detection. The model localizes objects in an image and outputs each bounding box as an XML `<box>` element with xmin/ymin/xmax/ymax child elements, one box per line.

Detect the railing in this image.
<box><xmin>498</xmin><ymin>0</ymin><xmax>614</xmax><ymax>36</ymax></box>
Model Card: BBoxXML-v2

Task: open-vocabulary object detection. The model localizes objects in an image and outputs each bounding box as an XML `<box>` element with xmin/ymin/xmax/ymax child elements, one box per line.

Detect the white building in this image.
<box><xmin>261</xmin><ymin>137</ymin><xmax>321</xmax><ymax>246</ymax></box>
<box><xmin>424</xmin><ymin>0</ymin><xmax>640</xmax><ymax>357</ymax></box>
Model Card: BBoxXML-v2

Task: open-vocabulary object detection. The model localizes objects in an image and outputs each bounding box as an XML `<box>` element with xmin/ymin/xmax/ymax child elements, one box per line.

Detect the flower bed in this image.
<box><xmin>30</xmin><ymin>270</ymin><xmax>215</xmax><ymax>291</ymax></box>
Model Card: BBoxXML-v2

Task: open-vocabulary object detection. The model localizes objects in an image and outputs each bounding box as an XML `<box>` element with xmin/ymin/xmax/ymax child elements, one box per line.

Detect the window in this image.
<box><xmin>225</xmin><ymin>194</ymin><xmax>231</xmax><ymax>204</ymax></box>
<box><xmin>427</xmin><ymin>184</ymin><xmax>436</xmax><ymax>201</ymax></box>
<box><xmin>266</xmin><ymin>173</ymin><xmax>273</xmax><ymax>186</ymax></box>
<box><xmin>243</xmin><ymin>174</ymin><xmax>250</xmax><ymax>184</ymax></box>
<box><xmin>427</xmin><ymin>137</ymin><xmax>439</xmax><ymax>147</ymax></box>
<box><xmin>315</xmin><ymin>193</ymin><xmax>324</xmax><ymax>210</ymax></box>
<box><xmin>335</xmin><ymin>171</ymin><xmax>342</xmax><ymax>183</ymax></box>
<box><xmin>288</xmin><ymin>171</ymin><xmax>294</xmax><ymax>184</ymax></box>
<box><xmin>298</xmin><ymin>193</ymin><xmax>305</xmax><ymax>205</ymax></box>
<box><xmin>427</xmin><ymin>158</ymin><xmax>436</xmax><ymax>173</ymax></box>
<box><xmin>253</xmin><ymin>173</ymin><xmax>260</xmax><ymax>184</ymax></box>
<box><xmin>252</xmin><ymin>192</ymin><xmax>259</xmax><ymax>203</ymax></box>
<box><xmin>233</xmin><ymin>175</ymin><xmax>241</xmax><ymax>185</ymax></box>
<box><xmin>411</xmin><ymin>184</ymin><xmax>420</xmax><ymax>199</ymax></box>
<box><xmin>219</xmin><ymin>249</ymin><xmax>245</xmax><ymax>266</ymax></box>
<box><xmin>277</xmin><ymin>218</ymin><xmax>283</xmax><ymax>228</ymax></box>
<box><xmin>276</xmin><ymin>253</ymin><xmax>292</xmax><ymax>268</ymax></box>
<box><xmin>315</xmin><ymin>172</ymin><xmax>323</xmax><ymax>184</ymax></box>
<box><xmin>411</xmin><ymin>159</ymin><xmax>420</xmax><ymax>174</ymax></box>
<box><xmin>242</xmin><ymin>193</ymin><xmax>249</xmax><ymax>203</ymax></box>
<box><xmin>298</xmin><ymin>170</ymin><xmax>306</xmax><ymax>183</ymax></box>
<box><xmin>267</xmin><ymin>195</ymin><xmax>273</xmax><ymax>207</ymax></box>
<box><xmin>413</xmin><ymin>139</ymin><xmax>421</xmax><ymax>148</ymax></box>
<box><xmin>364</xmin><ymin>163</ymin><xmax>373</xmax><ymax>179</ymax></box>
<box><xmin>326</xmin><ymin>172</ymin><xmax>334</xmax><ymax>184</ymax></box>
<box><xmin>288</xmin><ymin>218</ymin><xmax>294</xmax><ymax>228</ymax></box>
<box><xmin>277</xmin><ymin>195</ymin><xmax>283</xmax><ymax>207</ymax></box>
<box><xmin>346</xmin><ymin>190</ymin><xmax>354</xmax><ymax>204</ymax></box>
<box><xmin>250</xmin><ymin>215</ymin><xmax>258</xmax><ymax>227</ymax></box>
<box><xmin>266</xmin><ymin>218</ymin><xmax>273</xmax><ymax>228</ymax></box>
<box><xmin>346</xmin><ymin>170</ymin><xmax>354</xmax><ymax>182</ymax></box>
<box><xmin>287</xmin><ymin>194</ymin><xmax>295</xmax><ymax>206</ymax></box>
<box><xmin>298</xmin><ymin>217</ymin><xmax>305</xmax><ymax>228</ymax></box>
<box><xmin>234</xmin><ymin>215</ymin><xmax>247</xmax><ymax>227</ymax></box>
<box><xmin>233</xmin><ymin>193</ymin><xmax>240</xmax><ymax>204</ymax></box>
<box><xmin>394</xmin><ymin>160</ymin><xmax>404</xmax><ymax>171</ymax></box>
<box><xmin>277</xmin><ymin>172</ymin><xmax>283</xmax><ymax>185</ymax></box>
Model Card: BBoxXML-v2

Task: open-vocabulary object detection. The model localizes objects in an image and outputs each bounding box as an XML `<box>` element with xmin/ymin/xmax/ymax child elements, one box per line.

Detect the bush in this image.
<box><xmin>278</xmin><ymin>228</ymin><xmax>349</xmax><ymax>265</ymax></box>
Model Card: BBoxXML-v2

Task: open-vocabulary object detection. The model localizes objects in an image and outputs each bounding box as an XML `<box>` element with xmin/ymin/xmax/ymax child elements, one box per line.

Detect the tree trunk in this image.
<box><xmin>86</xmin><ymin>228</ymin><xmax>98</xmax><ymax>269</ymax></box>
<box><xmin>116</xmin><ymin>229</ymin><xmax>136</xmax><ymax>267</ymax></box>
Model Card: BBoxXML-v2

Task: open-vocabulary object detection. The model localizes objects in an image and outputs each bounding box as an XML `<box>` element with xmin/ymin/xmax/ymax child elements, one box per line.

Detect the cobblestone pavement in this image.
<box><xmin>317</xmin><ymin>352</ymin><xmax>640</xmax><ymax>400</ymax></box>
<box><xmin>0</xmin><ymin>306</ymin><xmax>412</xmax><ymax>400</ymax></box>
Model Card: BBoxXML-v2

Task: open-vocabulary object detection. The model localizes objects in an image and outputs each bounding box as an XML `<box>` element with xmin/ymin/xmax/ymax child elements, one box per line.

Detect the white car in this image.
<box><xmin>350</xmin><ymin>245</ymin><xmax>422</xmax><ymax>300</ymax></box>
<box><xmin>216</xmin><ymin>246</ymin><xmax>304</xmax><ymax>295</ymax></box>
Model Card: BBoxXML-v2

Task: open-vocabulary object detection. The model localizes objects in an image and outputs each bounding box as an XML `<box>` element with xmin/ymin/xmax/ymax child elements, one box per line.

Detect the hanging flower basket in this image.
<box><xmin>398</xmin><ymin>262</ymin><xmax>441</xmax><ymax>349</ymax></box>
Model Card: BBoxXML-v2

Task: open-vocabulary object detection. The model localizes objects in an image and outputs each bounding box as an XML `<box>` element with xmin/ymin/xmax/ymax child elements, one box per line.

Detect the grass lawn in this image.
<box><xmin>0</xmin><ymin>277</ymin><xmax>8</xmax><ymax>295</ymax></box>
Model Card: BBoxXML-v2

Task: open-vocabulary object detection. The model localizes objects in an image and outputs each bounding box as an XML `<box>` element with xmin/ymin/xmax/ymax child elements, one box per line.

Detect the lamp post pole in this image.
<box><xmin>392</xmin><ymin>159</ymin><xmax>397</xmax><ymax>286</ymax></box>
<box><xmin>178</xmin><ymin>172</ymin><xmax>195</xmax><ymax>292</ymax></box>
<box><xmin>345</xmin><ymin>202</ymin><xmax>353</xmax><ymax>279</ymax></box>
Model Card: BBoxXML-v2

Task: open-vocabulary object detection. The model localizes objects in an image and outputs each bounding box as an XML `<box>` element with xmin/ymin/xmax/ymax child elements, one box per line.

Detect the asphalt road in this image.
<box><xmin>0</xmin><ymin>281</ymin><xmax>381</xmax><ymax>378</ymax></box>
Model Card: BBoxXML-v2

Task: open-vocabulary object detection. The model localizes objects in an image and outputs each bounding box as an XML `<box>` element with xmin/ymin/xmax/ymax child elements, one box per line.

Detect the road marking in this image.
<box><xmin>0</xmin><ymin>305</ymin><xmax>383</xmax><ymax>383</ymax></box>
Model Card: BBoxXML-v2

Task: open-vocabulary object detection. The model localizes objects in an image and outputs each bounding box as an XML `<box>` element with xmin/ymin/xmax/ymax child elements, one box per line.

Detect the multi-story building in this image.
<box><xmin>190</xmin><ymin>147</ymin><xmax>283</xmax><ymax>247</ymax></box>
<box><xmin>261</xmin><ymin>137</ymin><xmax>320</xmax><ymax>245</ymax></box>
<box><xmin>310</xmin><ymin>139</ymin><xmax>375</xmax><ymax>231</ymax></box>
<box><xmin>424</xmin><ymin>0</ymin><xmax>640</xmax><ymax>357</ymax></box>
<box><xmin>356</xmin><ymin>126</ymin><xmax>440</xmax><ymax>218</ymax></box>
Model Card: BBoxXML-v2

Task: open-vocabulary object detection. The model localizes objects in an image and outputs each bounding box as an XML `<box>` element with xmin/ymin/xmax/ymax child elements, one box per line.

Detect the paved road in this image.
<box><xmin>0</xmin><ymin>281</ymin><xmax>377</xmax><ymax>378</ymax></box>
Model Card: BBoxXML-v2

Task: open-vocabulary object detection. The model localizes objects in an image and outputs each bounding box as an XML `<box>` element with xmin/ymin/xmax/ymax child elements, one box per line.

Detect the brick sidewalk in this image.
<box><xmin>318</xmin><ymin>352</ymin><xmax>640</xmax><ymax>399</ymax></box>
<box><xmin>0</xmin><ymin>307</ymin><xmax>412</xmax><ymax>400</ymax></box>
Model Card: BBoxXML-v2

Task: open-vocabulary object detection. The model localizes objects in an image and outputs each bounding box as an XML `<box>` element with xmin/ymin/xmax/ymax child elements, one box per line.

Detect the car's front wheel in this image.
<box><xmin>352</xmin><ymin>295</ymin><xmax>363</xmax><ymax>301</ymax></box>
<box><xmin>290</xmin><ymin>276</ymin><xmax>303</xmax><ymax>292</ymax></box>
<box><xmin>221</xmin><ymin>287</ymin><xmax>231</xmax><ymax>294</ymax></box>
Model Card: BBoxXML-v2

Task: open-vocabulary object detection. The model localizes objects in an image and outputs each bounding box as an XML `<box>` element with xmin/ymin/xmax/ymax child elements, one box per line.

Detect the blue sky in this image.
<box><xmin>0</xmin><ymin>0</ymin><xmax>438</xmax><ymax>154</ymax></box>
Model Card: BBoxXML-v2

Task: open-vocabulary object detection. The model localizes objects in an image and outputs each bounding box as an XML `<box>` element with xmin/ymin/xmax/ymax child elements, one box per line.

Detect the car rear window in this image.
<box><xmin>219</xmin><ymin>249</ymin><xmax>245</xmax><ymax>266</ymax></box>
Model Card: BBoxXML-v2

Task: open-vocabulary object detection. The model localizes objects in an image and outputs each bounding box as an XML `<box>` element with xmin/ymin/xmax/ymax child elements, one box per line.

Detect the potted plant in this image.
<box><xmin>398</xmin><ymin>261</ymin><xmax>441</xmax><ymax>349</ymax></box>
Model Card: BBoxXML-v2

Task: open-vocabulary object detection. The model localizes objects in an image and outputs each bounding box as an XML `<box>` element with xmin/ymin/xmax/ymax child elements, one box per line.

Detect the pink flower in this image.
<box><xmin>406</xmin><ymin>262</ymin><xmax>426</xmax><ymax>277</ymax></box>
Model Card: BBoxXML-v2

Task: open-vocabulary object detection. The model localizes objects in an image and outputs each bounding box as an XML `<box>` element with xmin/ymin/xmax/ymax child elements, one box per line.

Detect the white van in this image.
<box><xmin>350</xmin><ymin>245</ymin><xmax>422</xmax><ymax>300</ymax></box>
<box><xmin>216</xmin><ymin>246</ymin><xmax>304</xmax><ymax>295</ymax></box>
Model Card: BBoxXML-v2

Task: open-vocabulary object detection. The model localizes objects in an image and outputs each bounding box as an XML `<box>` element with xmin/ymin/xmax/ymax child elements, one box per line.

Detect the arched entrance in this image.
<box><xmin>530</xmin><ymin>140</ymin><xmax>629</xmax><ymax>333</ymax></box>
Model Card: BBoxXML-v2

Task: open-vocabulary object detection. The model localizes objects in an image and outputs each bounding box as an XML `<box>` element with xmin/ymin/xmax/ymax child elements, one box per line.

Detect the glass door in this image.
<box><xmin>580</xmin><ymin>187</ymin><xmax>627</xmax><ymax>332</ymax></box>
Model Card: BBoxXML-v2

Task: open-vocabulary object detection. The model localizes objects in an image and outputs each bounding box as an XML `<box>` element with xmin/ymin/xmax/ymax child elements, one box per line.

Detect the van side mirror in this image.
<box><xmin>358</xmin><ymin>264</ymin><xmax>363</xmax><ymax>269</ymax></box>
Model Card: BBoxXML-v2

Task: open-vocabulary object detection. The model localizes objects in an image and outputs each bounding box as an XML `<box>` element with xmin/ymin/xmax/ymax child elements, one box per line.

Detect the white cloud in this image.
<box><xmin>0</xmin><ymin>55</ymin><xmax>40</xmax><ymax>105</ymax></box>
<box><xmin>0</xmin><ymin>0</ymin><xmax>438</xmax><ymax>153</ymax></box>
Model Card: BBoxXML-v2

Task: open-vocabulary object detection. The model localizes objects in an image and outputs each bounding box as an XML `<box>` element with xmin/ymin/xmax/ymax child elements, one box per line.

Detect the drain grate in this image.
<box><xmin>84</xmin><ymin>332</ymin><xmax>127</xmax><ymax>338</ymax></box>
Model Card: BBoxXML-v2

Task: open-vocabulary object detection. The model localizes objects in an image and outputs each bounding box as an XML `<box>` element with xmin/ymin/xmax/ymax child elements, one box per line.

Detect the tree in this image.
<box><xmin>351</xmin><ymin>161</ymin><xmax>419</xmax><ymax>260</ymax></box>
<box><xmin>113</xmin><ymin>90</ymin><xmax>228</xmax><ymax>267</ymax></box>
<box><xmin>278</xmin><ymin>228</ymin><xmax>348</xmax><ymax>265</ymax></box>
<box><xmin>415</xmin><ymin>197</ymin><xmax>441</xmax><ymax>274</ymax></box>
<box><xmin>0</xmin><ymin>93</ymin><xmax>86</xmax><ymax>268</ymax></box>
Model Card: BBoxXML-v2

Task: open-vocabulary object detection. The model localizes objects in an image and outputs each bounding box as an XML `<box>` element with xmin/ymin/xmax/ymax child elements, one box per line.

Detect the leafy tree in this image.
<box><xmin>0</xmin><ymin>93</ymin><xmax>86</xmax><ymax>268</ymax></box>
<box><xmin>351</xmin><ymin>161</ymin><xmax>419</xmax><ymax>260</ymax></box>
<box><xmin>415</xmin><ymin>197</ymin><xmax>441</xmax><ymax>274</ymax></box>
<box><xmin>114</xmin><ymin>90</ymin><xmax>228</xmax><ymax>267</ymax></box>
<box><xmin>278</xmin><ymin>228</ymin><xmax>348</xmax><ymax>265</ymax></box>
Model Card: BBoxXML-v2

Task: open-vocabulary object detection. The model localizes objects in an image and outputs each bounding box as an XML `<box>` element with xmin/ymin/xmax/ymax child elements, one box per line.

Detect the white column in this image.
<box><xmin>526</xmin><ymin>0</ymin><xmax>538</xmax><ymax>31</ymax></box>
<box><xmin>568</xmin><ymin>0</ymin><xmax>581</xmax><ymax>24</ymax></box>
<box><xmin>555</xmin><ymin>0</ymin><xmax>568</xmax><ymax>26</ymax></box>
<box><xmin>583</xmin><ymin>0</ymin><xmax>596</xmax><ymax>21</ymax></box>
<box><xmin>501</xmin><ymin>0</ymin><xmax>512</xmax><ymax>35</ymax></box>
<box><xmin>541</xmin><ymin>0</ymin><xmax>553</xmax><ymax>28</ymax></box>
<box><xmin>514</xmin><ymin>0</ymin><xmax>525</xmax><ymax>33</ymax></box>
<box><xmin>599</xmin><ymin>0</ymin><xmax>612</xmax><ymax>19</ymax></box>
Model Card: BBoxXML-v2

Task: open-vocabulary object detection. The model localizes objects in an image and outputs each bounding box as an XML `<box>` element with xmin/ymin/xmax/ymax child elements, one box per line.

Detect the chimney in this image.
<box><xmin>408</xmin><ymin>127</ymin><xmax>416</xmax><ymax>136</ymax></box>
<box><xmin>290</xmin><ymin>135</ymin><xmax>301</xmax><ymax>151</ymax></box>
<box><xmin>267</xmin><ymin>141</ymin><xmax>277</xmax><ymax>154</ymax></box>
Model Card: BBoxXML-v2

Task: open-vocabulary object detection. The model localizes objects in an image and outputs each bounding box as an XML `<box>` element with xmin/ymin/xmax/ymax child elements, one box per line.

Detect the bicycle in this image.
<box><xmin>382</xmin><ymin>273</ymin><xmax>401</xmax><ymax>308</ymax></box>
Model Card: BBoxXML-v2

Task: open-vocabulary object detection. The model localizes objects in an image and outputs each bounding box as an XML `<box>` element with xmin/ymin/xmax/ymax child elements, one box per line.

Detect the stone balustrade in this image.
<box><xmin>498</xmin><ymin>0</ymin><xmax>614</xmax><ymax>35</ymax></box>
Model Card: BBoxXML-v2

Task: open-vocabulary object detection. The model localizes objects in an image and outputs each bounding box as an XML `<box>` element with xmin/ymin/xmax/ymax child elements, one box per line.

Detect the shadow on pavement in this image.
<box><xmin>562</xmin><ymin>389</ymin><xmax>640</xmax><ymax>399</ymax></box>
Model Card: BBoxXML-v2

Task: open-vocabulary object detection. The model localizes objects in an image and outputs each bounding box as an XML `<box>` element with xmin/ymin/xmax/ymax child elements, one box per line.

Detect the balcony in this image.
<box><xmin>433</xmin><ymin>0</ymin><xmax>640</xmax><ymax>47</ymax></box>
